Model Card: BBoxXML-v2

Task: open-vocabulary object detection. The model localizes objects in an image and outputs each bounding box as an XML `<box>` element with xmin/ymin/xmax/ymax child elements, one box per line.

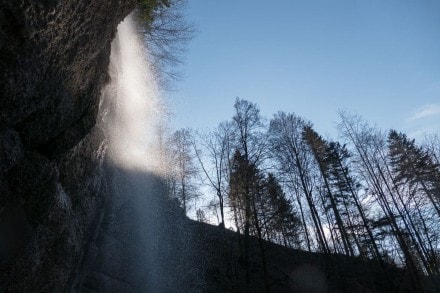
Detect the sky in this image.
<box><xmin>168</xmin><ymin>0</ymin><xmax>440</xmax><ymax>140</ymax></box>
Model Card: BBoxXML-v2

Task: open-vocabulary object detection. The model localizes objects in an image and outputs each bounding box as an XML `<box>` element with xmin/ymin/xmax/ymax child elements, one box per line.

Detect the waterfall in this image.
<box><xmin>79</xmin><ymin>15</ymin><xmax>203</xmax><ymax>292</ymax></box>
<box><xmin>102</xmin><ymin>14</ymin><xmax>167</xmax><ymax>174</ymax></box>
<box><xmin>82</xmin><ymin>14</ymin><xmax>171</xmax><ymax>292</ymax></box>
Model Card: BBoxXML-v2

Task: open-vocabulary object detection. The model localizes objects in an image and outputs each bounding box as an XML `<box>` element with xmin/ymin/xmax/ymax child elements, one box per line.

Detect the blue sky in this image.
<box><xmin>168</xmin><ymin>0</ymin><xmax>440</xmax><ymax>139</ymax></box>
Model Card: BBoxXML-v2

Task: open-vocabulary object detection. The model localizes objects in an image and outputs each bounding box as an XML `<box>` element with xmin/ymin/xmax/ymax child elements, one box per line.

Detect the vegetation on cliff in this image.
<box><xmin>136</xmin><ymin>0</ymin><xmax>194</xmax><ymax>87</ymax></box>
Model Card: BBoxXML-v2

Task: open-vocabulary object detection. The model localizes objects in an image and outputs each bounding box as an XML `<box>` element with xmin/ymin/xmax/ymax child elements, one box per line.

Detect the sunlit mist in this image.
<box><xmin>102</xmin><ymin>14</ymin><xmax>168</xmax><ymax>174</ymax></box>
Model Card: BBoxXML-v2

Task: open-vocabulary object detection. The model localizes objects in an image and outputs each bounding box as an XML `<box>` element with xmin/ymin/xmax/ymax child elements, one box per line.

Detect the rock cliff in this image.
<box><xmin>0</xmin><ymin>1</ymin><xmax>136</xmax><ymax>291</ymax></box>
<box><xmin>0</xmin><ymin>2</ymin><xmax>426</xmax><ymax>292</ymax></box>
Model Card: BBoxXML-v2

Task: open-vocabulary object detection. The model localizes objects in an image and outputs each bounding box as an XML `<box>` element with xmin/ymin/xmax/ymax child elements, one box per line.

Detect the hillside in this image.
<box><xmin>73</xmin><ymin>164</ymin><xmax>419</xmax><ymax>292</ymax></box>
<box><xmin>0</xmin><ymin>1</ymin><xmax>438</xmax><ymax>292</ymax></box>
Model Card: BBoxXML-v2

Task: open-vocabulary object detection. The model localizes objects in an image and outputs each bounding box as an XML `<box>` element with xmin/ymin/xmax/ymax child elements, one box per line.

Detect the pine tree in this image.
<box><xmin>303</xmin><ymin>126</ymin><xmax>354</xmax><ymax>256</ymax></box>
<box><xmin>388</xmin><ymin>130</ymin><xmax>440</xmax><ymax>217</ymax></box>
<box><xmin>268</xmin><ymin>112</ymin><xmax>330</xmax><ymax>254</ymax></box>
<box><xmin>263</xmin><ymin>173</ymin><xmax>301</xmax><ymax>247</ymax></box>
<box><xmin>338</xmin><ymin>113</ymin><xmax>424</xmax><ymax>290</ymax></box>
<box><xmin>230</xmin><ymin>98</ymin><xmax>267</xmax><ymax>292</ymax></box>
<box><xmin>325</xmin><ymin>141</ymin><xmax>384</xmax><ymax>262</ymax></box>
<box><xmin>388</xmin><ymin>130</ymin><xmax>440</xmax><ymax>283</ymax></box>
<box><xmin>229</xmin><ymin>149</ymin><xmax>271</xmax><ymax>292</ymax></box>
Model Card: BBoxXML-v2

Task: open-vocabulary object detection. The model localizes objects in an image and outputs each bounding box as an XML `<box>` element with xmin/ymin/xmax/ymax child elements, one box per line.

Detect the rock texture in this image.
<box><xmin>0</xmin><ymin>2</ymin><xmax>426</xmax><ymax>292</ymax></box>
<box><xmin>0</xmin><ymin>0</ymin><xmax>136</xmax><ymax>291</ymax></box>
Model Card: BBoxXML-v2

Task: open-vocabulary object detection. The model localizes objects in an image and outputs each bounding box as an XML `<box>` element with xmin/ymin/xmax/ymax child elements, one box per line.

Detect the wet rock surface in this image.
<box><xmin>0</xmin><ymin>2</ymin><xmax>422</xmax><ymax>292</ymax></box>
<box><xmin>0</xmin><ymin>0</ymin><xmax>135</xmax><ymax>291</ymax></box>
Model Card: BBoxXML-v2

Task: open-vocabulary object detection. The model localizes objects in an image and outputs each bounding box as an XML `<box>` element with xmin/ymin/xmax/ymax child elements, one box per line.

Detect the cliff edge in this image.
<box><xmin>0</xmin><ymin>1</ymin><xmax>136</xmax><ymax>290</ymax></box>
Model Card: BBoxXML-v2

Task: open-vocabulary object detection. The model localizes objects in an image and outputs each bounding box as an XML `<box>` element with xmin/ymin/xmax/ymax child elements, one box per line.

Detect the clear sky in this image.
<box><xmin>168</xmin><ymin>0</ymin><xmax>440</xmax><ymax>139</ymax></box>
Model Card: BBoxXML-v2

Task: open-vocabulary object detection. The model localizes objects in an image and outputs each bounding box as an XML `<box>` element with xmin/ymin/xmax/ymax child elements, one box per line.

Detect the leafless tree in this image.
<box><xmin>135</xmin><ymin>0</ymin><xmax>195</xmax><ymax>88</ymax></box>
<box><xmin>338</xmin><ymin>112</ymin><xmax>424</xmax><ymax>290</ymax></box>
<box><xmin>168</xmin><ymin>128</ymin><xmax>199</xmax><ymax>215</ymax></box>
<box><xmin>190</xmin><ymin>122</ymin><xmax>234</xmax><ymax>227</ymax></box>
<box><xmin>268</xmin><ymin>111</ymin><xmax>330</xmax><ymax>254</ymax></box>
<box><xmin>230</xmin><ymin>98</ymin><xmax>268</xmax><ymax>292</ymax></box>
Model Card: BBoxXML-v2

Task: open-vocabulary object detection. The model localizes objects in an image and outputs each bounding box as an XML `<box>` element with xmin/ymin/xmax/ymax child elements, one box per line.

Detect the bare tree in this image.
<box><xmin>191</xmin><ymin>122</ymin><xmax>234</xmax><ymax>227</ymax></box>
<box><xmin>338</xmin><ymin>112</ymin><xmax>424</xmax><ymax>290</ymax></box>
<box><xmin>135</xmin><ymin>0</ymin><xmax>195</xmax><ymax>88</ymax></box>
<box><xmin>388</xmin><ymin>130</ymin><xmax>440</xmax><ymax>286</ymax></box>
<box><xmin>168</xmin><ymin>128</ymin><xmax>199</xmax><ymax>215</ymax></box>
<box><xmin>421</xmin><ymin>133</ymin><xmax>440</xmax><ymax>165</ymax></box>
<box><xmin>268</xmin><ymin>111</ymin><xmax>330</xmax><ymax>254</ymax></box>
<box><xmin>230</xmin><ymin>98</ymin><xmax>267</xmax><ymax>292</ymax></box>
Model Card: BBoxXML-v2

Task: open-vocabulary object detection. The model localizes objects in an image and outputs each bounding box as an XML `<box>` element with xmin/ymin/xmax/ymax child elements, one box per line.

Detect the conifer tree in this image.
<box><xmin>388</xmin><ymin>130</ymin><xmax>440</xmax><ymax>217</ymax></box>
<box><xmin>263</xmin><ymin>173</ymin><xmax>301</xmax><ymax>247</ymax></box>
<box><xmin>303</xmin><ymin>126</ymin><xmax>354</xmax><ymax>256</ymax></box>
<box><xmin>268</xmin><ymin>112</ymin><xmax>330</xmax><ymax>254</ymax></box>
<box><xmin>230</xmin><ymin>98</ymin><xmax>266</xmax><ymax>292</ymax></box>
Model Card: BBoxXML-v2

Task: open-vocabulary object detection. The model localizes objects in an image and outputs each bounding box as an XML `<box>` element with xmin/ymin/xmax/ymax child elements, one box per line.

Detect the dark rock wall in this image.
<box><xmin>0</xmin><ymin>0</ymin><xmax>136</xmax><ymax>291</ymax></box>
<box><xmin>74</xmin><ymin>166</ymin><xmax>206</xmax><ymax>293</ymax></box>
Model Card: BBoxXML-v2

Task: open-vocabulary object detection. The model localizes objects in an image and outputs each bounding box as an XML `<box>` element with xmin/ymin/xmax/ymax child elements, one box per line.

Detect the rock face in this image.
<box><xmin>73</xmin><ymin>166</ymin><xmax>206</xmax><ymax>293</ymax></box>
<box><xmin>0</xmin><ymin>2</ymin><xmax>421</xmax><ymax>292</ymax></box>
<box><xmin>0</xmin><ymin>1</ymin><xmax>136</xmax><ymax>291</ymax></box>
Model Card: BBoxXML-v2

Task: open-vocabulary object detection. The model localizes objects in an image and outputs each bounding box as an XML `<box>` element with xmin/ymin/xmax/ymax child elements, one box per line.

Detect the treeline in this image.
<box><xmin>164</xmin><ymin>98</ymin><xmax>440</xmax><ymax>290</ymax></box>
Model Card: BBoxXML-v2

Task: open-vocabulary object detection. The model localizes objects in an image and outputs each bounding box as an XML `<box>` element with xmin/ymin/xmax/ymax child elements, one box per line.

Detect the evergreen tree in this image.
<box><xmin>388</xmin><ymin>130</ymin><xmax>440</xmax><ymax>282</ymax></box>
<box><xmin>230</xmin><ymin>98</ymin><xmax>267</xmax><ymax>292</ymax></box>
<box><xmin>268</xmin><ymin>112</ymin><xmax>330</xmax><ymax>254</ymax></box>
<box><xmin>263</xmin><ymin>173</ymin><xmax>302</xmax><ymax>247</ymax></box>
<box><xmin>229</xmin><ymin>149</ymin><xmax>271</xmax><ymax>292</ymax></box>
<box><xmin>388</xmin><ymin>130</ymin><xmax>440</xmax><ymax>217</ymax></box>
<box><xmin>338</xmin><ymin>113</ymin><xmax>424</xmax><ymax>290</ymax></box>
<box><xmin>303</xmin><ymin>126</ymin><xmax>354</xmax><ymax>256</ymax></box>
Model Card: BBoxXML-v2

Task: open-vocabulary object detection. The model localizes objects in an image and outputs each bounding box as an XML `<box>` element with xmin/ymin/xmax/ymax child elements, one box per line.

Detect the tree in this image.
<box><xmin>268</xmin><ymin>111</ymin><xmax>330</xmax><ymax>254</ymax></box>
<box><xmin>229</xmin><ymin>98</ymin><xmax>269</xmax><ymax>292</ymax></box>
<box><xmin>303</xmin><ymin>126</ymin><xmax>355</xmax><ymax>256</ymax></box>
<box><xmin>388</xmin><ymin>130</ymin><xmax>440</xmax><ymax>217</ymax></box>
<box><xmin>325</xmin><ymin>141</ymin><xmax>383</xmax><ymax>261</ymax></box>
<box><xmin>338</xmin><ymin>112</ymin><xmax>424</xmax><ymax>290</ymax></box>
<box><xmin>262</xmin><ymin>173</ymin><xmax>302</xmax><ymax>248</ymax></box>
<box><xmin>196</xmin><ymin>208</ymin><xmax>209</xmax><ymax>223</ymax></box>
<box><xmin>421</xmin><ymin>133</ymin><xmax>440</xmax><ymax>165</ymax></box>
<box><xmin>135</xmin><ymin>0</ymin><xmax>194</xmax><ymax>87</ymax></box>
<box><xmin>168</xmin><ymin>128</ymin><xmax>199</xmax><ymax>215</ymax></box>
<box><xmin>191</xmin><ymin>122</ymin><xmax>234</xmax><ymax>228</ymax></box>
<box><xmin>229</xmin><ymin>149</ymin><xmax>268</xmax><ymax>292</ymax></box>
<box><xmin>229</xmin><ymin>149</ymin><xmax>300</xmax><ymax>292</ymax></box>
<box><xmin>231</xmin><ymin>98</ymin><xmax>267</xmax><ymax>164</ymax></box>
<box><xmin>388</xmin><ymin>130</ymin><xmax>440</xmax><ymax>283</ymax></box>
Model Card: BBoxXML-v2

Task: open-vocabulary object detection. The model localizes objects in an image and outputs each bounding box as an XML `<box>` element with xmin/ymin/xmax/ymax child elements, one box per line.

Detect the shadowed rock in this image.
<box><xmin>0</xmin><ymin>1</ymin><xmax>136</xmax><ymax>291</ymax></box>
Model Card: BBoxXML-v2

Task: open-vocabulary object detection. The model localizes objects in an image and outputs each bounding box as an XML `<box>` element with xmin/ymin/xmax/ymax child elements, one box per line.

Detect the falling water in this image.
<box><xmin>82</xmin><ymin>14</ymin><xmax>172</xmax><ymax>292</ymax></box>
<box><xmin>79</xmin><ymin>14</ymin><xmax>204</xmax><ymax>292</ymax></box>
<box><xmin>102</xmin><ymin>14</ymin><xmax>167</xmax><ymax>174</ymax></box>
